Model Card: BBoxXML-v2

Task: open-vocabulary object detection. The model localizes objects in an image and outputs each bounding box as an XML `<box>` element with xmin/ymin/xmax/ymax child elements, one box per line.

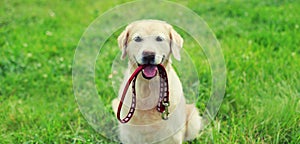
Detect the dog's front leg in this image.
<box><xmin>184</xmin><ymin>104</ymin><xmax>202</xmax><ymax>141</ymax></box>
<box><xmin>112</xmin><ymin>98</ymin><xmax>119</xmax><ymax>116</ymax></box>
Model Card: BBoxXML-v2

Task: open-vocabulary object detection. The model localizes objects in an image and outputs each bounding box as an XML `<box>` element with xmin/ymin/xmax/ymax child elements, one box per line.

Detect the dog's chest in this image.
<box><xmin>135</xmin><ymin>76</ymin><xmax>160</xmax><ymax>110</ymax></box>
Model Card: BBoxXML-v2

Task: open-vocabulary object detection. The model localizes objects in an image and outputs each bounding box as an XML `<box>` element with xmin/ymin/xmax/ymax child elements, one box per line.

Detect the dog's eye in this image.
<box><xmin>134</xmin><ymin>36</ymin><xmax>143</xmax><ymax>42</ymax></box>
<box><xmin>156</xmin><ymin>36</ymin><xmax>164</xmax><ymax>42</ymax></box>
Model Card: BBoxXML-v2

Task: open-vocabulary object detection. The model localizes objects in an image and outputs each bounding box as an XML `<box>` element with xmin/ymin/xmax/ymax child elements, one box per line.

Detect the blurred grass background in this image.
<box><xmin>1</xmin><ymin>0</ymin><xmax>299</xmax><ymax>143</ymax></box>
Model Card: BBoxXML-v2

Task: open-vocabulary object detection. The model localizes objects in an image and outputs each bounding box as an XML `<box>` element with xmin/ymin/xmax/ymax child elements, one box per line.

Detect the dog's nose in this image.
<box><xmin>142</xmin><ymin>51</ymin><xmax>155</xmax><ymax>64</ymax></box>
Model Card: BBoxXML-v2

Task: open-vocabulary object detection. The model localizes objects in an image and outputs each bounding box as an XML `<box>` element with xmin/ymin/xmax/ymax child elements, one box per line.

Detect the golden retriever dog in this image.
<box><xmin>112</xmin><ymin>19</ymin><xmax>202</xmax><ymax>144</ymax></box>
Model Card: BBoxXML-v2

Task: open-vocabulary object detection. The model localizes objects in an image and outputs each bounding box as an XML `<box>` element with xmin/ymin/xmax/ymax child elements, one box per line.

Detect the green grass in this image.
<box><xmin>1</xmin><ymin>0</ymin><xmax>300</xmax><ymax>143</ymax></box>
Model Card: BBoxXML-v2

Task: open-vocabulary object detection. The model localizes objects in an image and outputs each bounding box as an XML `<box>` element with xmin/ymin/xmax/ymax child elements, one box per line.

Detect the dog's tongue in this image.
<box><xmin>143</xmin><ymin>65</ymin><xmax>158</xmax><ymax>78</ymax></box>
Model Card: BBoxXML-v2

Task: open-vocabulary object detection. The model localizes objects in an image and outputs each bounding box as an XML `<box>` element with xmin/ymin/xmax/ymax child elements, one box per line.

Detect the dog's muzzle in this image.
<box><xmin>138</xmin><ymin>51</ymin><xmax>165</xmax><ymax>80</ymax></box>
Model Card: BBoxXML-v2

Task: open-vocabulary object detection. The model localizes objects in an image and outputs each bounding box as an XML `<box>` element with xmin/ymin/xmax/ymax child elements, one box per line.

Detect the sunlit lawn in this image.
<box><xmin>1</xmin><ymin>0</ymin><xmax>299</xmax><ymax>143</ymax></box>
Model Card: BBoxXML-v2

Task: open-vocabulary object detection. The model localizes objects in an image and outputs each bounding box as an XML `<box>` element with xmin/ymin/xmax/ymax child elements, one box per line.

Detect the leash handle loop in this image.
<box><xmin>117</xmin><ymin>65</ymin><xmax>143</xmax><ymax>123</ymax></box>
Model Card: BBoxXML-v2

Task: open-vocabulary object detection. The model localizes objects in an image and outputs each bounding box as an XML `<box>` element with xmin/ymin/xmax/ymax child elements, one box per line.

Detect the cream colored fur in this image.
<box><xmin>112</xmin><ymin>20</ymin><xmax>202</xmax><ymax>144</ymax></box>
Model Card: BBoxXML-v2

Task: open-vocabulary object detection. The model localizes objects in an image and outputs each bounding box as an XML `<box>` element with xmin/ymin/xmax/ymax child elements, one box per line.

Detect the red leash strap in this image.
<box><xmin>117</xmin><ymin>64</ymin><xmax>169</xmax><ymax>123</ymax></box>
<box><xmin>156</xmin><ymin>64</ymin><xmax>170</xmax><ymax>120</ymax></box>
<box><xmin>117</xmin><ymin>65</ymin><xmax>143</xmax><ymax>123</ymax></box>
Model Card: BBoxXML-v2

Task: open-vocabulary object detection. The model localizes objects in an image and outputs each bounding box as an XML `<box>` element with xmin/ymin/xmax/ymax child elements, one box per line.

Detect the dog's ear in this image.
<box><xmin>169</xmin><ymin>28</ymin><xmax>183</xmax><ymax>61</ymax></box>
<box><xmin>118</xmin><ymin>27</ymin><xmax>130</xmax><ymax>60</ymax></box>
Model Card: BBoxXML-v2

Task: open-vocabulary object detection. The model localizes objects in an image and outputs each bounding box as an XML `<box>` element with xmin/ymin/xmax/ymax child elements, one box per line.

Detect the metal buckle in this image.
<box><xmin>161</xmin><ymin>102</ymin><xmax>169</xmax><ymax>120</ymax></box>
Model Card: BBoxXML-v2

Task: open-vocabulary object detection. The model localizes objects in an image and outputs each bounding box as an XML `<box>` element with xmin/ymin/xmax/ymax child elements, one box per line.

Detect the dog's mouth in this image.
<box><xmin>135</xmin><ymin>55</ymin><xmax>166</xmax><ymax>79</ymax></box>
<box><xmin>139</xmin><ymin>64</ymin><xmax>158</xmax><ymax>80</ymax></box>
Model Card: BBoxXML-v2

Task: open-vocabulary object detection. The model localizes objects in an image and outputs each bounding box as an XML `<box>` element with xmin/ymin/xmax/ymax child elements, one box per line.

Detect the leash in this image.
<box><xmin>117</xmin><ymin>64</ymin><xmax>169</xmax><ymax>123</ymax></box>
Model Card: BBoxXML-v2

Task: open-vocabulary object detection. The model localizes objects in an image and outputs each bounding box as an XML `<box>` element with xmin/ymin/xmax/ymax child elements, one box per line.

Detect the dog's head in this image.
<box><xmin>118</xmin><ymin>20</ymin><xmax>183</xmax><ymax>79</ymax></box>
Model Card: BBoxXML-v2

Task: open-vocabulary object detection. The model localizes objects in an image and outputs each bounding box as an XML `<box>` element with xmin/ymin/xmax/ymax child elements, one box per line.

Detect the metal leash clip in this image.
<box><xmin>161</xmin><ymin>102</ymin><xmax>170</xmax><ymax>120</ymax></box>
